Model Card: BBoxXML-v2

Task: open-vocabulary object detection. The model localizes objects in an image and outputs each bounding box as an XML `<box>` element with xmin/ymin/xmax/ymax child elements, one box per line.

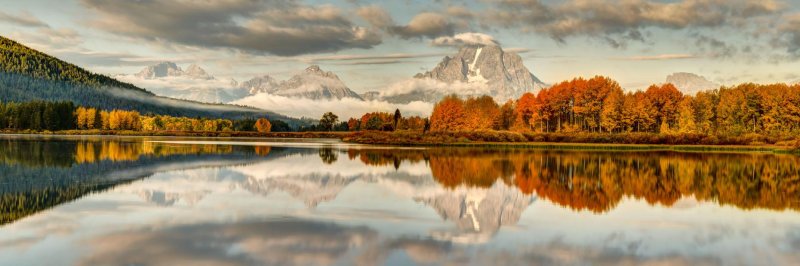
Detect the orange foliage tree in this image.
<box><xmin>255</xmin><ymin>118</ymin><xmax>272</xmax><ymax>133</ymax></box>
<box><xmin>430</xmin><ymin>95</ymin><xmax>467</xmax><ymax>131</ymax></box>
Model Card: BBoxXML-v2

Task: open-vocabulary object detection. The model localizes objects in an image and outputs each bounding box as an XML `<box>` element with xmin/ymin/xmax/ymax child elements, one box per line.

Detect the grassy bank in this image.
<box><xmin>3</xmin><ymin>129</ymin><xmax>799</xmax><ymax>153</ymax></box>
<box><xmin>342</xmin><ymin>131</ymin><xmax>800</xmax><ymax>153</ymax></box>
<box><xmin>0</xmin><ymin>129</ymin><xmax>349</xmax><ymax>139</ymax></box>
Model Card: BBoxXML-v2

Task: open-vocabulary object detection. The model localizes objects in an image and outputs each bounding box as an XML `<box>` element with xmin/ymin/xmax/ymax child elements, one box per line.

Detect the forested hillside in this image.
<box><xmin>0</xmin><ymin>36</ymin><xmax>300</xmax><ymax>124</ymax></box>
<box><xmin>0</xmin><ymin>36</ymin><xmax>148</xmax><ymax>93</ymax></box>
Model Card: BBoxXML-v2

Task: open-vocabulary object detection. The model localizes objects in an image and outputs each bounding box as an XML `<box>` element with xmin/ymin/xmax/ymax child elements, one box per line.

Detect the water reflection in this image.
<box><xmin>0</xmin><ymin>135</ymin><xmax>799</xmax><ymax>265</ymax></box>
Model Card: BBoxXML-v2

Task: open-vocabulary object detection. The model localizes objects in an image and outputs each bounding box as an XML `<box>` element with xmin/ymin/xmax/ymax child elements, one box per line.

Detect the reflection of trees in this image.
<box><xmin>0</xmin><ymin>137</ymin><xmax>282</xmax><ymax>225</ymax></box>
<box><xmin>0</xmin><ymin>137</ymin><xmax>284</xmax><ymax>166</ymax></box>
<box><xmin>352</xmin><ymin>148</ymin><xmax>800</xmax><ymax>213</ymax></box>
<box><xmin>318</xmin><ymin>148</ymin><xmax>338</xmax><ymax>164</ymax></box>
<box><xmin>254</xmin><ymin>146</ymin><xmax>271</xmax><ymax>156</ymax></box>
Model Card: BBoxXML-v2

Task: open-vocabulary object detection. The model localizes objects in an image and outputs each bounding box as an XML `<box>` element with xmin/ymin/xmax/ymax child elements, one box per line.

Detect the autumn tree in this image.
<box><xmin>255</xmin><ymin>118</ymin><xmax>272</xmax><ymax>133</ymax></box>
<box><xmin>347</xmin><ymin>118</ymin><xmax>360</xmax><ymax>131</ymax></box>
<box><xmin>677</xmin><ymin>97</ymin><xmax>697</xmax><ymax>133</ymax></box>
<box><xmin>645</xmin><ymin>83</ymin><xmax>683</xmax><ymax>133</ymax></box>
<box><xmin>600</xmin><ymin>86</ymin><xmax>624</xmax><ymax>132</ymax></box>
<box><xmin>430</xmin><ymin>95</ymin><xmax>467</xmax><ymax>131</ymax></box>
<box><xmin>512</xmin><ymin>92</ymin><xmax>538</xmax><ymax>131</ymax></box>
<box><xmin>463</xmin><ymin>95</ymin><xmax>500</xmax><ymax>130</ymax></box>
<box><xmin>497</xmin><ymin>100</ymin><xmax>515</xmax><ymax>130</ymax></box>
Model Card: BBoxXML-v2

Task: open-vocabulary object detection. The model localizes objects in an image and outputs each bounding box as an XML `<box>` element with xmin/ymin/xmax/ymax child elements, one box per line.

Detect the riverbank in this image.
<box><xmin>341</xmin><ymin>131</ymin><xmax>800</xmax><ymax>153</ymax></box>
<box><xmin>0</xmin><ymin>129</ymin><xmax>349</xmax><ymax>139</ymax></box>
<box><xmin>3</xmin><ymin>129</ymin><xmax>799</xmax><ymax>153</ymax></box>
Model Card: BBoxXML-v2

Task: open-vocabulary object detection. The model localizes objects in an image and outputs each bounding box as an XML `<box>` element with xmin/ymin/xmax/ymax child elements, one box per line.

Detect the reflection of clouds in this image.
<box><xmin>355</xmin><ymin>237</ymin><xmax>453</xmax><ymax>266</ymax></box>
<box><xmin>77</xmin><ymin>219</ymin><xmax>377</xmax><ymax>266</ymax></box>
<box><xmin>483</xmin><ymin>241</ymin><xmax>721</xmax><ymax>266</ymax></box>
<box><xmin>74</xmin><ymin>217</ymin><xmax>729</xmax><ymax>266</ymax></box>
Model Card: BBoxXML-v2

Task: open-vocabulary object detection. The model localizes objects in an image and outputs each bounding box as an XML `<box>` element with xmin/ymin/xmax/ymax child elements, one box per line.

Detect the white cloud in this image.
<box><xmin>234</xmin><ymin>93</ymin><xmax>432</xmax><ymax>119</ymax></box>
<box><xmin>379</xmin><ymin>78</ymin><xmax>491</xmax><ymax>97</ymax></box>
<box><xmin>432</xmin><ymin>32</ymin><xmax>499</xmax><ymax>47</ymax></box>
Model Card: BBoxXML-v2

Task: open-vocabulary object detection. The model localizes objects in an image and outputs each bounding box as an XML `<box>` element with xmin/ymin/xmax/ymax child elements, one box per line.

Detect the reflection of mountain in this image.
<box><xmin>417</xmin><ymin>182</ymin><xmax>535</xmax><ymax>244</ymax></box>
<box><xmin>241</xmin><ymin>174</ymin><xmax>359</xmax><ymax>208</ymax></box>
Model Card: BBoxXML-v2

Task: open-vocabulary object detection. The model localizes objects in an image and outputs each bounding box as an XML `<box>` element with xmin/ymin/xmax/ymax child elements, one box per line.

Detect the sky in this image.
<box><xmin>2</xmin><ymin>0</ymin><xmax>800</xmax><ymax>93</ymax></box>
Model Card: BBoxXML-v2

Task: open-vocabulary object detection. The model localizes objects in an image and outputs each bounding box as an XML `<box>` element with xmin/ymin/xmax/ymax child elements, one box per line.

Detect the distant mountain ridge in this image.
<box><xmin>124</xmin><ymin>62</ymin><xmax>247</xmax><ymax>103</ymax></box>
<box><xmin>244</xmin><ymin>65</ymin><xmax>363</xmax><ymax>100</ymax></box>
<box><xmin>135</xmin><ymin>62</ymin><xmax>213</xmax><ymax>80</ymax></box>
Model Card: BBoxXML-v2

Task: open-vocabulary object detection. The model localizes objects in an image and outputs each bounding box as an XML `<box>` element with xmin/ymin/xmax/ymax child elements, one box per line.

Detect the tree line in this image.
<box><xmin>429</xmin><ymin>76</ymin><xmax>800</xmax><ymax>137</ymax></box>
<box><xmin>0</xmin><ymin>100</ymin><xmax>291</xmax><ymax>133</ymax></box>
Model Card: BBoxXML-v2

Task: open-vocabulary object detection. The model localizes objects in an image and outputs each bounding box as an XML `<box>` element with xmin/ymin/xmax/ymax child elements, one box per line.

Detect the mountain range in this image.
<box><xmin>119</xmin><ymin>62</ymin><xmax>248</xmax><ymax>103</ymax></box>
<box><xmin>136</xmin><ymin>62</ymin><xmax>213</xmax><ymax>80</ymax></box>
<box><xmin>242</xmin><ymin>65</ymin><xmax>363</xmax><ymax>100</ymax></box>
<box><xmin>126</xmin><ymin>44</ymin><xmax>548</xmax><ymax>105</ymax></box>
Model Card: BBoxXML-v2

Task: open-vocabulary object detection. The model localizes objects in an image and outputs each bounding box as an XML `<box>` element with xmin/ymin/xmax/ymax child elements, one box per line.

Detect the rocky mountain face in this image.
<box><xmin>359</xmin><ymin>91</ymin><xmax>381</xmax><ymax>101</ymax></box>
<box><xmin>385</xmin><ymin>45</ymin><xmax>546</xmax><ymax>103</ymax></box>
<box><xmin>127</xmin><ymin>62</ymin><xmax>246</xmax><ymax>103</ymax></box>
<box><xmin>242</xmin><ymin>75</ymin><xmax>279</xmax><ymax>95</ymax></box>
<box><xmin>243</xmin><ymin>65</ymin><xmax>363</xmax><ymax>100</ymax></box>
<box><xmin>135</xmin><ymin>62</ymin><xmax>212</xmax><ymax>80</ymax></box>
<box><xmin>666</xmin><ymin>72</ymin><xmax>719</xmax><ymax>95</ymax></box>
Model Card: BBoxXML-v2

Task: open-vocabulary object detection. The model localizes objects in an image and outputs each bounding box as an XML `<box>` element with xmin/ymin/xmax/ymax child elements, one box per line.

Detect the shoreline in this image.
<box><xmin>2</xmin><ymin>130</ymin><xmax>798</xmax><ymax>154</ymax></box>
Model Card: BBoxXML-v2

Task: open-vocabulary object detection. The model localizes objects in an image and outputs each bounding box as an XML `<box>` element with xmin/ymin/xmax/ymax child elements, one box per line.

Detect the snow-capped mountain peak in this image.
<box><xmin>390</xmin><ymin>45</ymin><xmax>546</xmax><ymax>103</ymax></box>
<box><xmin>666</xmin><ymin>72</ymin><xmax>719</xmax><ymax>95</ymax></box>
<box><xmin>135</xmin><ymin>62</ymin><xmax>183</xmax><ymax>79</ymax></box>
<box><xmin>245</xmin><ymin>65</ymin><xmax>362</xmax><ymax>100</ymax></box>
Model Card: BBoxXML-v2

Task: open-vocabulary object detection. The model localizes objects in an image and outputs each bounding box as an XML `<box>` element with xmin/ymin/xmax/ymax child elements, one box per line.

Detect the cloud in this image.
<box><xmin>379</xmin><ymin>78</ymin><xmax>492</xmax><ymax>98</ymax></box>
<box><xmin>8</xmin><ymin>27</ymin><xmax>82</xmax><ymax>50</ymax></box>
<box><xmin>234</xmin><ymin>93</ymin><xmax>433</xmax><ymax>119</ymax></box>
<box><xmin>484</xmin><ymin>0</ymin><xmax>783</xmax><ymax>47</ymax></box>
<box><xmin>0</xmin><ymin>11</ymin><xmax>49</xmax><ymax>28</ymax></box>
<box><xmin>778</xmin><ymin>13</ymin><xmax>800</xmax><ymax>57</ymax></box>
<box><xmin>616</xmin><ymin>54</ymin><xmax>699</xmax><ymax>61</ymax></box>
<box><xmin>77</xmin><ymin>219</ymin><xmax>378</xmax><ymax>266</ymax></box>
<box><xmin>432</xmin><ymin>32</ymin><xmax>499</xmax><ymax>47</ymax></box>
<box><xmin>80</xmin><ymin>0</ymin><xmax>382</xmax><ymax>56</ymax></box>
<box><xmin>389</xmin><ymin>12</ymin><xmax>455</xmax><ymax>39</ymax></box>
<box><xmin>356</xmin><ymin>5</ymin><xmax>393</xmax><ymax>29</ymax></box>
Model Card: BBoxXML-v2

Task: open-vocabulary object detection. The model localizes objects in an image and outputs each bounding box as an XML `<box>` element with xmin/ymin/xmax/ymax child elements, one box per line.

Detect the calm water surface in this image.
<box><xmin>0</xmin><ymin>135</ymin><xmax>799</xmax><ymax>266</ymax></box>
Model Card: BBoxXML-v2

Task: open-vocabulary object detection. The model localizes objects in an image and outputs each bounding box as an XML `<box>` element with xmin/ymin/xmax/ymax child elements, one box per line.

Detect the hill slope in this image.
<box><xmin>0</xmin><ymin>36</ymin><xmax>300</xmax><ymax>124</ymax></box>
